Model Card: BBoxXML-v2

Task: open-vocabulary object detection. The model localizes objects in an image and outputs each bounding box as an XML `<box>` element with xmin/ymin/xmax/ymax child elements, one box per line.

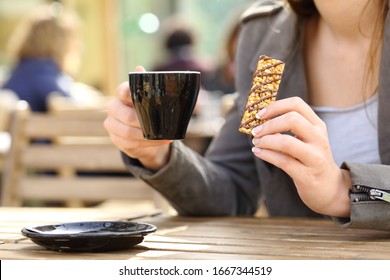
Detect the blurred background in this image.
<box><xmin>0</xmin><ymin>0</ymin><xmax>253</xmax><ymax>208</ymax></box>
<box><xmin>0</xmin><ymin>0</ymin><xmax>253</xmax><ymax>96</ymax></box>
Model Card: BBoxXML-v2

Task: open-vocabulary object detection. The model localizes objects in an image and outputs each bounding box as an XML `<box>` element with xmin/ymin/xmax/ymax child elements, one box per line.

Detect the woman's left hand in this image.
<box><xmin>251</xmin><ymin>97</ymin><xmax>351</xmax><ymax>217</ymax></box>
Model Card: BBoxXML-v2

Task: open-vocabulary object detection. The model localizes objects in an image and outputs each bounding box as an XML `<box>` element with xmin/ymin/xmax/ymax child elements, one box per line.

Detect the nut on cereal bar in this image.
<box><xmin>239</xmin><ymin>55</ymin><xmax>285</xmax><ymax>135</ymax></box>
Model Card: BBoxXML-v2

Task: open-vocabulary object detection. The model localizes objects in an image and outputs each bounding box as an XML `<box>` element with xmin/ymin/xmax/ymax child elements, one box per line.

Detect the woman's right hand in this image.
<box><xmin>104</xmin><ymin>66</ymin><xmax>172</xmax><ymax>171</ymax></box>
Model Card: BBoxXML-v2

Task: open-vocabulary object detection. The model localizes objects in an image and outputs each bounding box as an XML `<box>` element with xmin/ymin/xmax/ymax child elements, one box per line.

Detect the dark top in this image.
<box><xmin>152</xmin><ymin>47</ymin><xmax>213</xmax><ymax>87</ymax></box>
<box><xmin>2</xmin><ymin>58</ymin><xmax>72</xmax><ymax>112</ymax></box>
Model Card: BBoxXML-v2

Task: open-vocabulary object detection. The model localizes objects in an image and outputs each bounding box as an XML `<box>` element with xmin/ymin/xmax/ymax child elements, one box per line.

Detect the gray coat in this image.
<box><xmin>124</xmin><ymin>0</ymin><xmax>390</xmax><ymax>231</ymax></box>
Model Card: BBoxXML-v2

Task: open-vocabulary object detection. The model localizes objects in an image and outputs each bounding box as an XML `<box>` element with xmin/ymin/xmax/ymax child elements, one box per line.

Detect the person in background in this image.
<box><xmin>1</xmin><ymin>3</ymin><xmax>82</xmax><ymax>112</ymax></box>
<box><xmin>152</xmin><ymin>17</ymin><xmax>214</xmax><ymax>87</ymax></box>
<box><xmin>105</xmin><ymin>0</ymin><xmax>390</xmax><ymax>232</ymax></box>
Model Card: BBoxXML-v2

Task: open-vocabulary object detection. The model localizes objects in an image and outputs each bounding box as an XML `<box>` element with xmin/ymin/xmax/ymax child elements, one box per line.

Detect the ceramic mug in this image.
<box><xmin>129</xmin><ymin>71</ymin><xmax>200</xmax><ymax>140</ymax></box>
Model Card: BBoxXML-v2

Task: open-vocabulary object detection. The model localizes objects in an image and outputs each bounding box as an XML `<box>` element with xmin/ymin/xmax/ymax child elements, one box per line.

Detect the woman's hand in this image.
<box><xmin>103</xmin><ymin>66</ymin><xmax>172</xmax><ymax>171</ymax></box>
<box><xmin>251</xmin><ymin>97</ymin><xmax>351</xmax><ymax>217</ymax></box>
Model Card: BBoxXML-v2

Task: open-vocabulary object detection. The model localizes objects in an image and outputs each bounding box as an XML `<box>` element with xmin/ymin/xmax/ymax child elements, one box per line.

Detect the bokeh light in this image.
<box><xmin>138</xmin><ymin>13</ymin><xmax>160</xmax><ymax>34</ymax></box>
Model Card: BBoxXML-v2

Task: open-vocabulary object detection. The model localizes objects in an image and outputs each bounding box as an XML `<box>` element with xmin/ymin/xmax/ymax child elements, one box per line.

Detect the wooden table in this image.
<box><xmin>1</xmin><ymin>207</ymin><xmax>390</xmax><ymax>260</ymax></box>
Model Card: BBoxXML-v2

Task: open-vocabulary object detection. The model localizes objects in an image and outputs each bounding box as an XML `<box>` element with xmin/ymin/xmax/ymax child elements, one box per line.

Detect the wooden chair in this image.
<box><xmin>0</xmin><ymin>89</ymin><xmax>20</xmax><ymax>131</ymax></box>
<box><xmin>0</xmin><ymin>90</ymin><xmax>22</xmax><ymax>177</ymax></box>
<box><xmin>1</xmin><ymin>106</ymin><xmax>163</xmax><ymax>208</ymax></box>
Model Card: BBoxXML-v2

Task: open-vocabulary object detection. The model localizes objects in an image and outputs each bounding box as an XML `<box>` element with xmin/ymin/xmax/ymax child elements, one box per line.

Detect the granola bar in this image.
<box><xmin>239</xmin><ymin>55</ymin><xmax>285</xmax><ymax>135</ymax></box>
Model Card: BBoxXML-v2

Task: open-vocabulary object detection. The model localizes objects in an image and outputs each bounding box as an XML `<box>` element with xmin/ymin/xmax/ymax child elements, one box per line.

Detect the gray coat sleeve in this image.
<box><xmin>334</xmin><ymin>162</ymin><xmax>390</xmax><ymax>231</ymax></box>
<box><xmin>123</xmin><ymin>100</ymin><xmax>261</xmax><ymax>216</ymax></box>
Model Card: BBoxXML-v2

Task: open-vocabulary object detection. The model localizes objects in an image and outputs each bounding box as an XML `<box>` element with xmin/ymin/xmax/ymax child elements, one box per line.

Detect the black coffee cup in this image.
<box><xmin>129</xmin><ymin>71</ymin><xmax>200</xmax><ymax>140</ymax></box>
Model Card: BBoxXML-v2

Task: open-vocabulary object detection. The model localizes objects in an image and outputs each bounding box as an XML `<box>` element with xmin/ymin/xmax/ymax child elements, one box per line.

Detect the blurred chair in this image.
<box><xmin>0</xmin><ymin>89</ymin><xmax>20</xmax><ymax>131</ymax></box>
<box><xmin>0</xmin><ymin>90</ymin><xmax>21</xmax><ymax>170</ymax></box>
<box><xmin>48</xmin><ymin>84</ymin><xmax>110</xmax><ymax>112</ymax></box>
<box><xmin>0</xmin><ymin>105</ymin><xmax>165</xmax><ymax>209</ymax></box>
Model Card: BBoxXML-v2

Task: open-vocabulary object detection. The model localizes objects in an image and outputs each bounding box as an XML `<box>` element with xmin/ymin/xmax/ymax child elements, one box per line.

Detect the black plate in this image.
<box><xmin>21</xmin><ymin>221</ymin><xmax>157</xmax><ymax>252</ymax></box>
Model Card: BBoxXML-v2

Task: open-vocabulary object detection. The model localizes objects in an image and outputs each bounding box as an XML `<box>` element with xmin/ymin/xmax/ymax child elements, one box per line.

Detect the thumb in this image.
<box><xmin>135</xmin><ymin>65</ymin><xmax>146</xmax><ymax>72</ymax></box>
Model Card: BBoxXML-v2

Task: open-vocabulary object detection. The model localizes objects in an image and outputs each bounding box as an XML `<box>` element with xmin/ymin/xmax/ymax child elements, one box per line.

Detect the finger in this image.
<box><xmin>105</xmin><ymin>116</ymin><xmax>172</xmax><ymax>152</ymax></box>
<box><xmin>116</xmin><ymin>66</ymin><xmax>146</xmax><ymax>106</ymax></box>
<box><xmin>110</xmin><ymin>132</ymin><xmax>172</xmax><ymax>150</ymax></box>
<box><xmin>106</xmin><ymin>98</ymin><xmax>141</xmax><ymax>127</ymax></box>
<box><xmin>253</xmin><ymin>111</ymin><xmax>323</xmax><ymax>143</ymax></box>
<box><xmin>252</xmin><ymin>145</ymin><xmax>306</xmax><ymax>178</ymax></box>
<box><xmin>105</xmin><ymin>114</ymin><xmax>172</xmax><ymax>146</ymax></box>
<box><xmin>257</xmin><ymin>96</ymin><xmax>323</xmax><ymax>127</ymax></box>
<box><xmin>116</xmin><ymin>82</ymin><xmax>132</xmax><ymax>106</ymax></box>
<box><xmin>253</xmin><ymin>133</ymin><xmax>321</xmax><ymax>167</ymax></box>
<box><xmin>108</xmin><ymin>132</ymin><xmax>171</xmax><ymax>160</ymax></box>
<box><xmin>135</xmin><ymin>65</ymin><xmax>146</xmax><ymax>72</ymax></box>
<box><xmin>104</xmin><ymin>114</ymin><xmax>144</xmax><ymax>139</ymax></box>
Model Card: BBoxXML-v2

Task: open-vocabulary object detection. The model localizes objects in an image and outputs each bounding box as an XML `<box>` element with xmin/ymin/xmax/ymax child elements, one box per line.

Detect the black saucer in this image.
<box><xmin>21</xmin><ymin>221</ymin><xmax>157</xmax><ymax>252</ymax></box>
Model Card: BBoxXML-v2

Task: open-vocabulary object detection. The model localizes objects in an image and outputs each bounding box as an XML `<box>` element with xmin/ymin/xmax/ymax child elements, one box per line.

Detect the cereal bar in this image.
<box><xmin>239</xmin><ymin>55</ymin><xmax>285</xmax><ymax>135</ymax></box>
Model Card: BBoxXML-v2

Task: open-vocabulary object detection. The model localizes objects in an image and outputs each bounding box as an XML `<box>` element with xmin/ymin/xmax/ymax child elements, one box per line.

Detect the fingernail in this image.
<box><xmin>252</xmin><ymin>147</ymin><xmax>261</xmax><ymax>154</ymax></box>
<box><xmin>252</xmin><ymin>138</ymin><xmax>259</xmax><ymax>145</ymax></box>
<box><xmin>256</xmin><ymin>108</ymin><xmax>266</xmax><ymax>119</ymax></box>
<box><xmin>251</xmin><ymin>125</ymin><xmax>263</xmax><ymax>136</ymax></box>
